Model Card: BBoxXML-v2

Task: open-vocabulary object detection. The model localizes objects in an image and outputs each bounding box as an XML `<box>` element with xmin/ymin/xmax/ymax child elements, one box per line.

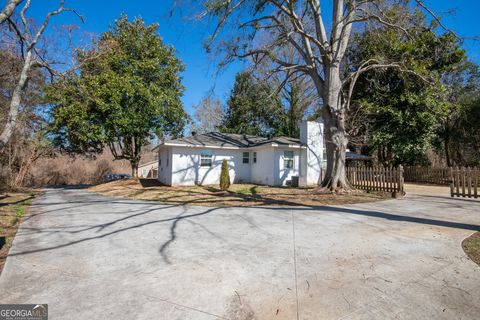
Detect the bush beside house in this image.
<box><xmin>220</xmin><ymin>160</ymin><xmax>230</xmax><ymax>190</ymax></box>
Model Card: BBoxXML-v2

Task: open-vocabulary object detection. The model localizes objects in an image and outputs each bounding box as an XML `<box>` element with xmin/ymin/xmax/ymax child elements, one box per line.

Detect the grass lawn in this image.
<box><xmin>463</xmin><ymin>232</ymin><xmax>480</xmax><ymax>266</ymax></box>
<box><xmin>89</xmin><ymin>179</ymin><xmax>389</xmax><ymax>207</ymax></box>
<box><xmin>0</xmin><ymin>192</ymin><xmax>37</xmax><ymax>273</ymax></box>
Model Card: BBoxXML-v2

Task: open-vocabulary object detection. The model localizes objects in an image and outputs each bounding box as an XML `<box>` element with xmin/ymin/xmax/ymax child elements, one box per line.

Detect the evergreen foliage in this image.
<box><xmin>219</xmin><ymin>159</ymin><xmax>230</xmax><ymax>190</ymax></box>
<box><xmin>221</xmin><ymin>71</ymin><xmax>284</xmax><ymax>137</ymax></box>
<box><xmin>348</xmin><ymin>13</ymin><xmax>466</xmax><ymax>166</ymax></box>
<box><xmin>46</xmin><ymin>15</ymin><xmax>189</xmax><ymax>176</ymax></box>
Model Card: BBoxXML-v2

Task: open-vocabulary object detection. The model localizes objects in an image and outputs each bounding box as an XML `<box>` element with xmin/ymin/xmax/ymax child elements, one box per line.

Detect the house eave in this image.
<box><xmin>138</xmin><ymin>160</ymin><xmax>158</xmax><ymax>168</ymax></box>
<box><xmin>156</xmin><ymin>142</ymin><xmax>306</xmax><ymax>150</ymax></box>
<box><xmin>163</xmin><ymin>142</ymin><xmax>241</xmax><ymax>150</ymax></box>
<box><xmin>272</xmin><ymin>143</ymin><xmax>306</xmax><ymax>149</ymax></box>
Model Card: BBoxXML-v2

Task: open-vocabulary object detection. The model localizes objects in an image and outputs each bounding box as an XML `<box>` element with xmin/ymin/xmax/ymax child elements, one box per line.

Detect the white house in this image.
<box><xmin>154</xmin><ymin>120</ymin><xmax>325</xmax><ymax>187</ymax></box>
<box><xmin>138</xmin><ymin>160</ymin><xmax>158</xmax><ymax>178</ymax></box>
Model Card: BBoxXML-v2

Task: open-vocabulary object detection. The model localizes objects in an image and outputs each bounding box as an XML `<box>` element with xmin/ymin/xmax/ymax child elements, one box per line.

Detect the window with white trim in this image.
<box><xmin>253</xmin><ymin>152</ymin><xmax>257</xmax><ymax>164</ymax></box>
<box><xmin>243</xmin><ymin>152</ymin><xmax>250</xmax><ymax>164</ymax></box>
<box><xmin>284</xmin><ymin>151</ymin><xmax>294</xmax><ymax>169</ymax></box>
<box><xmin>200</xmin><ymin>150</ymin><xmax>212</xmax><ymax>167</ymax></box>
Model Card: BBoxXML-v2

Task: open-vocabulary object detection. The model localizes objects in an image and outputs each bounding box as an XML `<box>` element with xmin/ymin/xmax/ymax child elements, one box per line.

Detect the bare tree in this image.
<box><xmin>196</xmin><ymin>0</ymin><xmax>449</xmax><ymax>191</ymax></box>
<box><xmin>0</xmin><ymin>0</ymin><xmax>23</xmax><ymax>25</ymax></box>
<box><xmin>0</xmin><ymin>0</ymin><xmax>81</xmax><ymax>151</ymax></box>
<box><xmin>281</xmin><ymin>74</ymin><xmax>317</xmax><ymax>136</ymax></box>
<box><xmin>192</xmin><ymin>95</ymin><xmax>224</xmax><ymax>133</ymax></box>
<box><xmin>254</xmin><ymin>45</ymin><xmax>318</xmax><ymax>137</ymax></box>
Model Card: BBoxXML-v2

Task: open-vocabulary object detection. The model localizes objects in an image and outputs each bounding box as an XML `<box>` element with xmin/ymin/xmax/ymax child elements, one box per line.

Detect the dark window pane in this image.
<box><xmin>200</xmin><ymin>150</ymin><xmax>213</xmax><ymax>167</ymax></box>
<box><xmin>243</xmin><ymin>152</ymin><xmax>249</xmax><ymax>164</ymax></box>
<box><xmin>284</xmin><ymin>151</ymin><xmax>294</xmax><ymax>169</ymax></box>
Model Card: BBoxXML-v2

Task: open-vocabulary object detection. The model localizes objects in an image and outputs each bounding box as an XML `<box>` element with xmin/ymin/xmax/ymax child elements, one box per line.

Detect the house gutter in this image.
<box><xmin>153</xmin><ymin>142</ymin><xmax>307</xmax><ymax>151</ymax></box>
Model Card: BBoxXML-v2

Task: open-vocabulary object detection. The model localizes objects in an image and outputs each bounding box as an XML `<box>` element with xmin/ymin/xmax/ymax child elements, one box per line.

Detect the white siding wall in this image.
<box><xmin>138</xmin><ymin>162</ymin><xmax>158</xmax><ymax>178</ymax></box>
<box><xmin>250</xmin><ymin>147</ymin><xmax>275</xmax><ymax>185</ymax></box>
<box><xmin>299</xmin><ymin>121</ymin><xmax>324</xmax><ymax>186</ymax></box>
<box><xmin>158</xmin><ymin>144</ymin><xmax>309</xmax><ymax>187</ymax></box>
<box><xmin>274</xmin><ymin>148</ymin><xmax>301</xmax><ymax>186</ymax></box>
<box><xmin>169</xmin><ymin>147</ymin><xmax>251</xmax><ymax>186</ymax></box>
<box><xmin>157</xmin><ymin>148</ymin><xmax>172</xmax><ymax>185</ymax></box>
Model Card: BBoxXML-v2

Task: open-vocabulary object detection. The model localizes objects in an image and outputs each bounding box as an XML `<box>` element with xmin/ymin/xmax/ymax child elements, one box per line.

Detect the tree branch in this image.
<box><xmin>6</xmin><ymin>17</ymin><xmax>25</xmax><ymax>57</ymax></box>
<box><xmin>344</xmin><ymin>59</ymin><xmax>432</xmax><ymax>110</ymax></box>
<box><xmin>414</xmin><ymin>0</ymin><xmax>459</xmax><ymax>40</ymax></box>
<box><xmin>306</xmin><ymin>0</ymin><xmax>328</xmax><ymax>48</ymax></box>
<box><xmin>0</xmin><ymin>0</ymin><xmax>23</xmax><ymax>25</ymax></box>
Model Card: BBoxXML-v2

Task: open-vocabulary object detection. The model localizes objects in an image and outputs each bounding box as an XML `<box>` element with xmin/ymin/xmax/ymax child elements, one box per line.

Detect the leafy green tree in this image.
<box><xmin>221</xmin><ymin>71</ymin><xmax>284</xmax><ymax>136</ymax></box>
<box><xmin>347</xmin><ymin>15</ymin><xmax>465</xmax><ymax>166</ymax></box>
<box><xmin>219</xmin><ymin>159</ymin><xmax>230</xmax><ymax>190</ymax></box>
<box><xmin>47</xmin><ymin>15</ymin><xmax>189</xmax><ymax>177</ymax></box>
<box><xmin>435</xmin><ymin>61</ymin><xmax>480</xmax><ymax>166</ymax></box>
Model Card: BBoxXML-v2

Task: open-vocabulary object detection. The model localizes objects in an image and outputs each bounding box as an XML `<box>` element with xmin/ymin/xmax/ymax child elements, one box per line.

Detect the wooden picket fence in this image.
<box><xmin>404</xmin><ymin>166</ymin><xmax>451</xmax><ymax>185</ymax></box>
<box><xmin>346</xmin><ymin>165</ymin><xmax>404</xmax><ymax>194</ymax></box>
<box><xmin>403</xmin><ymin>166</ymin><xmax>479</xmax><ymax>198</ymax></box>
<box><xmin>450</xmin><ymin>167</ymin><xmax>480</xmax><ymax>199</ymax></box>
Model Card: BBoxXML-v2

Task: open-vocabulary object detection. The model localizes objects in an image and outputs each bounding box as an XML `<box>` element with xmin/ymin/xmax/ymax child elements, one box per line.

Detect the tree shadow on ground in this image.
<box><xmin>411</xmin><ymin>194</ymin><xmax>480</xmax><ymax>204</ymax></box>
<box><xmin>139</xmin><ymin>179</ymin><xmax>164</xmax><ymax>188</ymax></box>
<box><xmin>7</xmin><ymin>187</ymin><xmax>480</xmax><ymax>265</ymax></box>
<box><xmin>0</xmin><ymin>195</ymin><xmax>35</xmax><ymax>207</ymax></box>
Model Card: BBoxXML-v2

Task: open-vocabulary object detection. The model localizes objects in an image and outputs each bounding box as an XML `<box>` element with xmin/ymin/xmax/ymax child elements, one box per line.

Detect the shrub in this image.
<box><xmin>220</xmin><ymin>159</ymin><xmax>231</xmax><ymax>190</ymax></box>
<box><xmin>28</xmin><ymin>150</ymin><xmax>130</xmax><ymax>186</ymax></box>
<box><xmin>91</xmin><ymin>159</ymin><xmax>113</xmax><ymax>184</ymax></box>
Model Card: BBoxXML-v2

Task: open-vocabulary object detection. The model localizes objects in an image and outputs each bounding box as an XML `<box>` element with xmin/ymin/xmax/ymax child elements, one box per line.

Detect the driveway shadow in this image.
<box><xmin>8</xmin><ymin>188</ymin><xmax>480</xmax><ymax>265</ymax></box>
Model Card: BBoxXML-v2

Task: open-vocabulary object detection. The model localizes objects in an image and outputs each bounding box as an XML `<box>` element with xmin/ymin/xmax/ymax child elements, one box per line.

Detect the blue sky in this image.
<box><xmin>27</xmin><ymin>0</ymin><xmax>480</xmax><ymax>116</ymax></box>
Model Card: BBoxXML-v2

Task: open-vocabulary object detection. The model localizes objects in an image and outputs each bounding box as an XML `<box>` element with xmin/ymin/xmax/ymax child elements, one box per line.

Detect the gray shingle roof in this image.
<box><xmin>162</xmin><ymin>132</ymin><xmax>303</xmax><ymax>149</ymax></box>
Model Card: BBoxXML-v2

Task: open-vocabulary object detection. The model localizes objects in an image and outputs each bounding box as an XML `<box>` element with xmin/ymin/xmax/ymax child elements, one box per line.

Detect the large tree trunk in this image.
<box><xmin>0</xmin><ymin>51</ymin><xmax>32</xmax><ymax>150</ymax></box>
<box><xmin>131</xmin><ymin>160</ymin><xmax>139</xmax><ymax>178</ymax></box>
<box><xmin>318</xmin><ymin>66</ymin><xmax>351</xmax><ymax>192</ymax></box>
<box><xmin>321</xmin><ymin>107</ymin><xmax>350</xmax><ymax>191</ymax></box>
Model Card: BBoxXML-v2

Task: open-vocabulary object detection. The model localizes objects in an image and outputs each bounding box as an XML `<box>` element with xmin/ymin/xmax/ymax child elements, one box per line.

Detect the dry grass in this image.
<box><xmin>404</xmin><ymin>183</ymin><xmax>451</xmax><ymax>195</ymax></box>
<box><xmin>463</xmin><ymin>232</ymin><xmax>480</xmax><ymax>266</ymax></box>
<box><xmin>28</xmin><ymin>151</ymin><xmax>131</xmax><ymax>187</ymax></box>
<box><xmin>0</xmin><ymin>191</ymin><xmax>38</xmax><ymax>273</ymax></box>
<box><xmin>89</xmin><ymin>179</ymin><xmax>389</xmax><ymax>207</ymax></box>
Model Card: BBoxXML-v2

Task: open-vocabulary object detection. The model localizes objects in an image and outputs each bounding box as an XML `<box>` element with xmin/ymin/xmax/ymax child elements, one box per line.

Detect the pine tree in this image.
<box><xmin>221</xmin><ymin>71</ymin><xmax>283</xmax><ymax>136</ymax></box>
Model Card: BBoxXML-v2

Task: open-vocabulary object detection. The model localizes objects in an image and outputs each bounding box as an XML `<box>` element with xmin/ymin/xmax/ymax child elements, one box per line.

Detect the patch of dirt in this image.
<box><xmin>462</xmin><ymin>232</ymin><xmax>480</xmax><ymax>266</ymax></box>
<box><xmin>404</xmin><ymin>183</ymin><xmax>451</xmax><ymax>195</ymax></box>
<box><xmin>88</xmin><ymin>179</ymin><xmax>390</xmax><ymax>207</ymax></box>
<box><xmin>0</xmin><ymin>191</ymin><xmax>38</xmax><ymax>274</ymax></box>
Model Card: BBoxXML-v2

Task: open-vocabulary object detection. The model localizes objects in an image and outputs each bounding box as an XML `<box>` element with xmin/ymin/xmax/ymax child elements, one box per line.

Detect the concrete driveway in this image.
<box><xmin>0</xmin><ymin>188</ymin><xmax>479</xmax><ymax>319</ymax></box>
